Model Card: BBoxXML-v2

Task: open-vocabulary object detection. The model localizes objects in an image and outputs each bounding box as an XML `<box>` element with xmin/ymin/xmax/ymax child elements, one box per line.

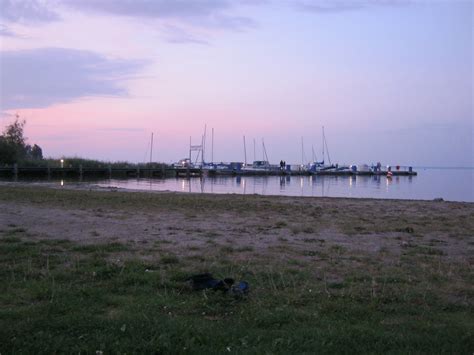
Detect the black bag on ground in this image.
<box><xmin>187</xmin><ymin>273</ymin><xmax>234</xmax><ymax>291</ymax></box>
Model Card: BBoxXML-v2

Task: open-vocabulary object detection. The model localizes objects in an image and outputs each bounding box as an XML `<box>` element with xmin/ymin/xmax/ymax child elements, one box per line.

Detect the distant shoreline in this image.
<box><xmin>414</xmin><ymin>166</ymin><xmax>474</xmax><ymax>170</ymax></box>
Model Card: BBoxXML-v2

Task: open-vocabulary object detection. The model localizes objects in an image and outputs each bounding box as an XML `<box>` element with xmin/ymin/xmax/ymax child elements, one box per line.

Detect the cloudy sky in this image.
<box><xmin>0</xmin><ymin>0</ymin><xmax>472</xmax><ymax>166</ymax></box>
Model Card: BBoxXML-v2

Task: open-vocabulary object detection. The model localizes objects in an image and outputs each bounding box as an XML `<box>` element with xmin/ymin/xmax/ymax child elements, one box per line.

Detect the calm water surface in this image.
<box><xmin>6</xmin><ymin>168</ymin><xmax>473</xmax><ymax>202</ymax></box>
<box><xmin>92</xmin><ymin>168</ymin><xmax>472</xmax><ymax>202</ymax></box>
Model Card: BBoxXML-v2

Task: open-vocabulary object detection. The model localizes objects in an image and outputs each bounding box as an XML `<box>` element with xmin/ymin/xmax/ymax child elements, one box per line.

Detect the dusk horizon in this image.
<box><xmin>1</xmin><ymin>0</ymin><xmax>473</xmax><ymax>167</ymax></box>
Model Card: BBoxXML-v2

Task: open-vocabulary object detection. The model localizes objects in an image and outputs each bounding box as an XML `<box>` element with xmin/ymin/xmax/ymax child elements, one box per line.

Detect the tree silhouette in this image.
<box><xmin>0</xmin><ymin>116</ymin><xmax>43</xmax><ymax>164</ymax></box>
<box><xmin>3</xmin><ymin>117</ymin><xmax>26</xmax><ymax>147</ymax></box>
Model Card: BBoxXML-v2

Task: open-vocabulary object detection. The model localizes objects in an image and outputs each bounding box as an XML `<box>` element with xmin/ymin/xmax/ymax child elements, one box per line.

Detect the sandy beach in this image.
<box><xmin>2</xmin><ymin>183</ymin><xmax>474</xmax><ymax>297</ymax></box>
<box><xmin>2</xmin><ymin>183</ymin><xmax>473</xmax><ymax>267</ymax></box>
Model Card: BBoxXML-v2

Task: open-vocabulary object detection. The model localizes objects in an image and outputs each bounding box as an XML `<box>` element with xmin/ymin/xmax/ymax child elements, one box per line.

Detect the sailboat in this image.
<box><xmin>307</xmin><ymin>127</ymin><xmax>345</xmax><ymax>173</ymax></box>
<box><xmin>241</xmin><ymin>138</ymin><xmax>280</xmax><ymax>173</ymax></box>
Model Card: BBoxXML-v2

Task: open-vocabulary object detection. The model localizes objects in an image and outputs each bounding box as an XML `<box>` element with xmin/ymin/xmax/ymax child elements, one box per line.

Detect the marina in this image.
<box><xmin>171</xmin><ymin>126</ymin><xmax>417</xmax><ymax>177</ymax></box>
<box><xmin>0</xmin><ymin>162</ymin><xmax>416</xmax><ymax>179</ymax></box>
<box><xmin>0</xmin><ymin>126</ymin><xmax>415</xmax><ymax>179</ymax></box>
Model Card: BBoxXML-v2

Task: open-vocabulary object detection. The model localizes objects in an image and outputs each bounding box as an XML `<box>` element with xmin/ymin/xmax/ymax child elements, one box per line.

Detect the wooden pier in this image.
<box><xmin>174</xmin><ymin>167</ymin><xmax>204</xmax><ymax>177</ymax></box>
<box><xmin>0</xmin><ymin>165</ymin><xmax>176</xmax><ymax>179</ymax></box>
<box><xmin>1</xmin><ymin>164</ymin><xmax>417</xmax><ymax>179</ymax></box>
<box><xmin>206</xmin><ymin>169</ymin><xmax>416</xmax><ymax>177</ymax></box>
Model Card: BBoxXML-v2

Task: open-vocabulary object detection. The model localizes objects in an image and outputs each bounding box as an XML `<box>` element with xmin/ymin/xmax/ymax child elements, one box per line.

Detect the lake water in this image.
<box><xmin>90</xmin><ymin>168</ymin><xmax>472</xmax><ymax>202</ymax></box>
<box><xmin>5</xmin><ymin>168</ymin><xmax>473</xmax><ymax>202</ymax></box>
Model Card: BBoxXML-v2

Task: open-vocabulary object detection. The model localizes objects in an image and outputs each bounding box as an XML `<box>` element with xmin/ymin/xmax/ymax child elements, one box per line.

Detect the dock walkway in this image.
<box><xmin>1</xmin><ymin>165</ymin><xmax>417</xmax><ymax>179</ymax></box>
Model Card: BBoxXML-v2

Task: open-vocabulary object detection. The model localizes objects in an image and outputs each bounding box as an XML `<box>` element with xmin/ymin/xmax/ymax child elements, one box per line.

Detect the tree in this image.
<box><xmin>0</xmin><ymin>136</ymin><xmax>18</xmax><ymax>165</ymax></box>
<box><xmin>3</xmin><ymin>117</ymin><xmax>26</xmax><ymax>147</ymax></box>
<box><xmin>0</xmin><ymin>117</ymin><xmax>43</xmax><ymax>164</ymax></box>
<box><xmin>31</xmin><ymin>144</ymin><xmax>43</xmax><ymax>160</ymax></box>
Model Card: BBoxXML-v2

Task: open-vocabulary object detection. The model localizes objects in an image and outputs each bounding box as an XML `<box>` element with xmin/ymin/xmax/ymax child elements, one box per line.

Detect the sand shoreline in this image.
<box><xmin>2</xmin><ymin>184</ymin><xmax>472</xmax><ymax>262</ymax></box>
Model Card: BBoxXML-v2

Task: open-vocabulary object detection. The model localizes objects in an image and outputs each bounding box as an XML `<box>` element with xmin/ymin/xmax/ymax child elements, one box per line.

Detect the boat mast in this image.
<box><xmin>243</xmin><ymin>136</ymin><xmax>247</xmax><ymax>166</ymax></box>
<box><xmin>189</xmin><ymin>136</ymin><xmax>192</xmax><ymax>162</ymax></box>
<box><xmin>322</xmin><ymin>126</ymin><xmax>325</xmax><ymax>164</ymax></box>
<box><xmin>202</xmin><ymin>124</ymin><xmax>207</xmax><ymax>164</ymax></box>
<box><xmin>323</xmin><ymin>126</ymin><xmax>331</xmax><ymax>165</ymax></box>
<box><xmin>189</xmin><ymin>136</ymin><xmax>204</xmax><ymax>165</ymax></box>
<box><xmin>149</xmin><ymin>132</ymin><xmax>154</xmax><ymax>164</ymax></box>
<box><xmin>262</xmin><ymin>139</ymin><xmax>269</xmax><ymax>163</ymax></box>
<box><xmin>253</xmin><ymin>138</ymin><xmax>256</xmax><ymax>162</ymax></box>
<box><xmin>211</xmin><ymin>128</ymin><xmax>214</xmax><ymax>163</ymax></box>
<box><xmin>301</xmin><ymin>136</ymin><xmax>304</xmax><ymax>165</ymax></box>
<box><xmin>202</xmin><ymin>134</ymin><xmax>206</xmax><ymax>166</ymax></box>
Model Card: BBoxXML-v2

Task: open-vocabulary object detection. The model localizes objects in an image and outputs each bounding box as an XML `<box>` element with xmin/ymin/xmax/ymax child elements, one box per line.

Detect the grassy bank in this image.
<box><xmin>0</xmin><ymin>186</ymin><xmax>473</xmax><ymax>353</ymax></box>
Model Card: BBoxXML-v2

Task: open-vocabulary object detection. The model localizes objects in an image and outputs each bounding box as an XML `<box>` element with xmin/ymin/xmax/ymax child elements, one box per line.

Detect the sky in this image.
<box><xmin>0</xmin><ymin>0</ymin><xmax>472</xmax><ymax>167</ymax></box>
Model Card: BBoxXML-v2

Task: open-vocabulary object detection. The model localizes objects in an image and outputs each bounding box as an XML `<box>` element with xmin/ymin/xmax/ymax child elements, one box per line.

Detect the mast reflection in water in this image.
<box><xmin>93</xmin><ymin>168</ymin><xmax>472</xmax><ymax>202</ymax></box>
<box><xmin>7</xmin><ymin>168</ymin><xmax>472</xmax><ymax>202</ymax></box>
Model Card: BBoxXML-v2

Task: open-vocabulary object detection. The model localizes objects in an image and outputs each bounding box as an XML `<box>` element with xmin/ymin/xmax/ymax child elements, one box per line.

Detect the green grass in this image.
<box><xmin>0</xmin><ymin>233</ymin><xmax>472</xmax><ymax>354</ymax></box>
<box><xmin>161</xmin><ymin>254</ymin><xmax>180</xmax><ymax>265</ymax></box>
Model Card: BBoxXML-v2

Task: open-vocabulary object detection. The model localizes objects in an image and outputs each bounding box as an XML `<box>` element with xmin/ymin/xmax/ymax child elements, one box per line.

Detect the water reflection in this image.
<box><xmin>6</xmin><ymin>168</ymin><xmax>474</xmax><ymax>202</ymax></box>
<box><xmin>144</xmin><ymin>174</ymin><xmax>414</xmax><ymax>199</ymax></box>
<box><xmin>55</xmin><ymin>174</ymin><xmax>413</xmax><ymax>199</ymax></box>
